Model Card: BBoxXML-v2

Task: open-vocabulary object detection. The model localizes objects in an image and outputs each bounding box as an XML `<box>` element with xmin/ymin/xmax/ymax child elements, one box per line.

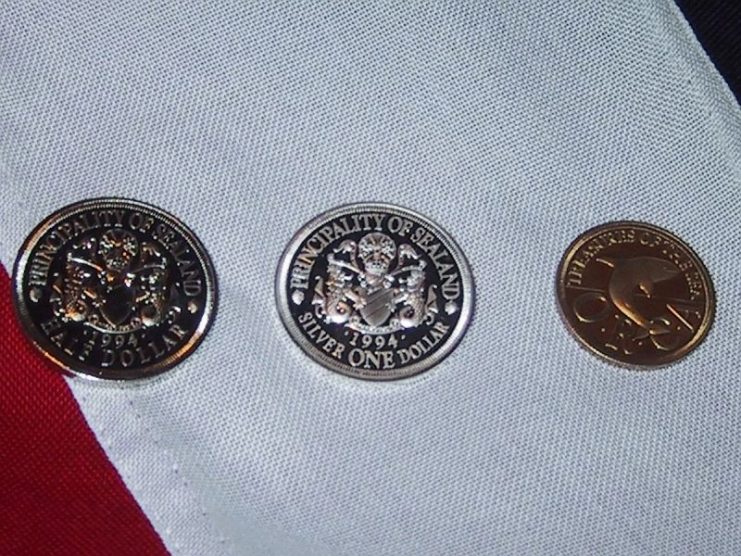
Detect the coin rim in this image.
<box><xmin>12</xmin><ymin>197</ymin><xmax>218</xmax><ymax>381</ymax></box>
<box><xmin>555</xmin><ymin>220</ymin><xmax>715</xmax><ymax>369</ymax></box>
<box><xmin>275</xmin><ymin>203</ymin><xmax>475</xmax><ymax>381</ymax></box>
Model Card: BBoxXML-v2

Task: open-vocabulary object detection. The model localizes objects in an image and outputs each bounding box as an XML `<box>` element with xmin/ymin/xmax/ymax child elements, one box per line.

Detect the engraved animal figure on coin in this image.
<box><xmin>313</xmin><ymin>232</ymin><xmax>438</xmax><ymax>334</ymax></box>
<box><xmin>313</xmin><ymin>242</ymin><xmax>362</xmax><ymax>325</ymax></box>
<box><xmin>596</xmin><ymin>256</ymin><xmax>680</xmax><ymax>336</ymax></box>
<box><xmin>393</xmin><ymin>255</ymin><xmax>438</xmax><ymax>329</ymax></box>
<box><xmin>51</xmin><ymin>229</ymin><xmax>175</xmax><ymax>333</ymax></box>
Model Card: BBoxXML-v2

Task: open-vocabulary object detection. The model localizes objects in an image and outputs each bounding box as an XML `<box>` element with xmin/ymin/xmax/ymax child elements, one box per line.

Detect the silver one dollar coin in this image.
<box><xmin>276</xmin><ymin>203</ymin><xmax>474</xmax><ymax>380</ymax></box>
<box><xmin>13</xmin><ymin>198</ymin><xmax>217</xmax><ymax>380</ymax></box>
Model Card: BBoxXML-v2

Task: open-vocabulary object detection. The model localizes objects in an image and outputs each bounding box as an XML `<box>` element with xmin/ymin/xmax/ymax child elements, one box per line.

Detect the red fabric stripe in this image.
<box><xmin>0</xmin><ymin>265</ymin><xmax>169</xmax><ymax>556</ymax></box>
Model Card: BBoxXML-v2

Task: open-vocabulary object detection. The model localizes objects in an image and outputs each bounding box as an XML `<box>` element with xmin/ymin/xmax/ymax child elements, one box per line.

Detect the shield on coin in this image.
<box><xmin>100</xmin><ymin>284</ymin><xmax>134</xmax><ymax>327</ymax></box>
<box><xmin>360</xmin><ymin>288</ymin><xmax>395</xmax><ymax>327</ymax></box>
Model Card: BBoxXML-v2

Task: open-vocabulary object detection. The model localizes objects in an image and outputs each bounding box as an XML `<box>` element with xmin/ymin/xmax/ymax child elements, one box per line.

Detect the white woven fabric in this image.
<box><xmin>1</xmin><ymin>1</ymin><xmax>740</xmax><ymax>554</ymax></box>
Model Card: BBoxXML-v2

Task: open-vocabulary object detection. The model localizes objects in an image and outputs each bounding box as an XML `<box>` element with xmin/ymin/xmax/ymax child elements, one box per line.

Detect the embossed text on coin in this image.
<box><xmin>13</xmin><ymin>198</ymin><xmax>217</xmax><ymax>380</ymax></box>
<box><xmin>556</xmin><ymin>221</ymin><xmax>714</xmax><ymax>368</ymax></box>
<box><xmin>276</xmin><ymin>204</ymin><xmax>474</xmax><ymax>380</ymax></box>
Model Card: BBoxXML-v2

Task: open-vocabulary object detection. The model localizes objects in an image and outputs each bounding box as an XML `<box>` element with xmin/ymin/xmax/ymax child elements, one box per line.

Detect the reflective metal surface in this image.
<box><xmin>13</xmin><ymin>198</ymin><xmax>217</xmax><ymax>380</ymax></box>
<box><xmin>556</xmin><ymin>221</ymin><xmax>714</xmax><ymax>368</ymax></box>
<box><xmin>276</xmin><ymin>203</ymin><xmax>474</xmax><ymax>380</ymax></box>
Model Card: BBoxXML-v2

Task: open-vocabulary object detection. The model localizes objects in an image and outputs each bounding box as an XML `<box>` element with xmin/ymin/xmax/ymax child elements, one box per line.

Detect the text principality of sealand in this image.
<box><xmin>276</xmin><ymin>203</ymin><xmax>474</xmax><ymax>380</ymax></box>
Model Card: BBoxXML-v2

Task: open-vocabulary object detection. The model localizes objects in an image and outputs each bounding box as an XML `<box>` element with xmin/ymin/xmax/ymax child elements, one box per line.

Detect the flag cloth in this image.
<box><xmin>0</xmin><ymin>266</ymin><xmax>168</xmax><ymax>556</ymax></box>
<box><xmin>1</xmin><ymin>1</ymin><xmax>739</xmax><ymax>554</ymax></box>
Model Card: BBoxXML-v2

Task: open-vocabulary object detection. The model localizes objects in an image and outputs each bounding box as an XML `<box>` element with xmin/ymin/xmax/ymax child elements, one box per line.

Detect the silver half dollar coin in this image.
<box><xmin>13</xmin><ymin>198</ymin><xmax>217</xmax><ymax>380</ymax></box>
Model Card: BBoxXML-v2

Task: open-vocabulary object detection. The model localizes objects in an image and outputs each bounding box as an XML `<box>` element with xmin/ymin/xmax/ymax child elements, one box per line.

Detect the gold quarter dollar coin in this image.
<box><xmin>556</xmin><ymin>221</ymin><xmax>714</xmax><ymax>368</ymax></box>
<box><xmin>13</xmin><ymin>198</ymin><xmax>217</xmax><ymax>380</ymax></box>
<box><xmin>276</xmin><ymin>203</ymin><xmax>474</xmax><ymax>380</ymax></box>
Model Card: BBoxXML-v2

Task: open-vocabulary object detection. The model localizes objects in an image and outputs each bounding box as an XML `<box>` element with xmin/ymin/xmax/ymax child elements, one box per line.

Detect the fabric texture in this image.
<box><xmin>1</xmin><ymin>1</ymin><xmax>740</xmax><ymax>555</ymax></box>
<box><xmin>0</xmin><ymin>266</ymin><xmax>168</xmax><ymax>556</ymax></box>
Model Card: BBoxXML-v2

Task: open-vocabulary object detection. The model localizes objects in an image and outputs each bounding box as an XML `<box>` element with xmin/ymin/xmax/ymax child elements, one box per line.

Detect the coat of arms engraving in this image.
<box><xmin>312</xmin><ymin>232</ymin><xmax>438</xmax><ymax>334</ymax></box>
<box><xmin>51</xmin><ymin>229</ymin><xmax>176</xmax><ymax>333</ymax></box>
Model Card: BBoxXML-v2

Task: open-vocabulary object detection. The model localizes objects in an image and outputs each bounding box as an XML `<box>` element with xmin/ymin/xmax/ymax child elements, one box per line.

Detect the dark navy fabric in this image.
<box><xmin>675</xmin><ymin>0</ymin><xmax>740</xmax><ymax>102</ymax></box>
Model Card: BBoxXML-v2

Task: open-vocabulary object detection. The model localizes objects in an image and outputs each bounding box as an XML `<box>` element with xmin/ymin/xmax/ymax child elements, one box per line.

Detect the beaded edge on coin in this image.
<box><xmin>275</xmin><ymin>203</ymin><xmax>474</xmax><ymax>380</ymax></box>
<box><xmin>12</xmin><ymin>198</ymin><xmax>217</xmax><ymax>381</ymax></box>
<box><xmin>555</xmin><ymin>221</ymin><xmax>715</xmax><ymax>369</ymax></box>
